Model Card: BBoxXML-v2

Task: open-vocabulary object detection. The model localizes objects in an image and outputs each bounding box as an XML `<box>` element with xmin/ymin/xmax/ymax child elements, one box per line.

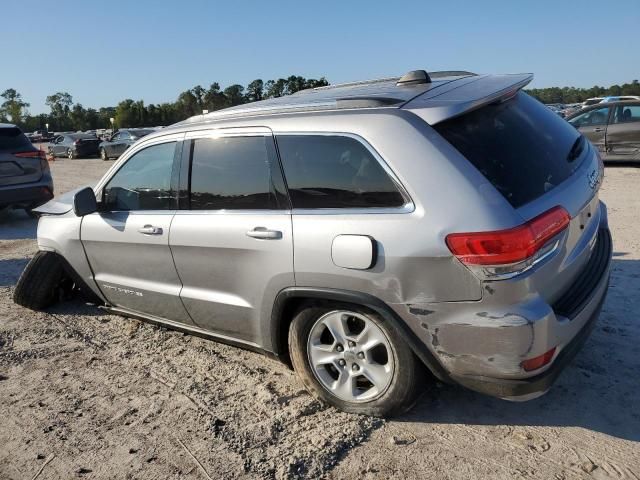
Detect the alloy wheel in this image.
<box><xmin>307</xmin><ymin>310</ymin><xmax>395</xmax><ymax>402</ymax></box>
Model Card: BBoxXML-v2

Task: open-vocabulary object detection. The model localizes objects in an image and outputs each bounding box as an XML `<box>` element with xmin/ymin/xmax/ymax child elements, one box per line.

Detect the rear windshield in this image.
<box><xmin>0</xmin><ymin>127</ymin><xmax>31</xmax><ymax>151</ymax></box>
<box><xmin>434</xmin><ymin>92</ymin><xmax>588</xmax><ymax>208</ymax></box>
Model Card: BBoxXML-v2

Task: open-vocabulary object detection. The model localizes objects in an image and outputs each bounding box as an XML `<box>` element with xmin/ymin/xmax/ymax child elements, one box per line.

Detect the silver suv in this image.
<box><xmin>14</xmin><ymin>70</ymin><xmax>612</xmax><ymax>416</ymax></box>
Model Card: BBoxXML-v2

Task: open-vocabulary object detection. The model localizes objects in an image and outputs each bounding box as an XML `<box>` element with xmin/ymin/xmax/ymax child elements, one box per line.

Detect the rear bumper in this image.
<box><xmin>74</xmin><ymin>146</ymin><xmax>99</xmax><ymax>156</ymax></box>
<box><xmin>448</xmin><ymin>228</ymin><xmax>612</xmax><ymax>399</ymax></box>
<box><xmin>0</xmin><ymin>180</ymin><xmax>54</xmax><ymax>208</ymax></box>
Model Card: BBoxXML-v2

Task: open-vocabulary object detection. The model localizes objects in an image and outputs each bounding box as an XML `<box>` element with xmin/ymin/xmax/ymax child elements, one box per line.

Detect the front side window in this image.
<box><xmin>613</xmin><ymin>104</ymin><xmax>640</xmax><ymax>123</ymax></box>
<box><xmin>570</xmin><ymin>107</ymin><xmax>610</xmax><ymax>127</ymax></box>
<box><xmin>276</xmin><ymin>135</ymin><xmax>406</xmax><ymax>209</ymax></box>
<box><xmin>189</xmin><ymin>136</ymin><xmax>287</xmax><ymax>210</ymax></box>
<box><xmin>103</xmin><ymin>141</ymin><xmax>176</xmax><ymax>211</ymax></box>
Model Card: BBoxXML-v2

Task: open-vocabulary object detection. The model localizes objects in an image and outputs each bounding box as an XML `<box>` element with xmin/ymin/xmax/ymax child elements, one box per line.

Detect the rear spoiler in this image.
<box><xmin>402</xmin><ymin>73</ymin><xmax>533</xmax><ymax>125</ymax></box>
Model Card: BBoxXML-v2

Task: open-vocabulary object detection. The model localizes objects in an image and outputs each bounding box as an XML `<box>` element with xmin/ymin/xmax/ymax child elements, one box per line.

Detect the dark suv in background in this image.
<box><xmin>0</xmin><ymin>123</ymin><xmax>54</xmax><ymax>213</ymax></box>
<box><xmin>567</xmin><ymin>100</ymin><xmax>640</xmax><ymax>162</ymax></box>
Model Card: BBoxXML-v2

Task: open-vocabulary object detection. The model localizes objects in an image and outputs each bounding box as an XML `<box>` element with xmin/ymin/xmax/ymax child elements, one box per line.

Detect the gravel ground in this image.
<box><xmin>0</xmin><ymin>158</ymin><xmax>638</xmax><ymax>479</ymax></box>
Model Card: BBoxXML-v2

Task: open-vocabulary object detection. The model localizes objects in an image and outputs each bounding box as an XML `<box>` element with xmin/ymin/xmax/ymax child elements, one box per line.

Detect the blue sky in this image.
<box><xmin>5</xmin><ymin>0</ymin><xmax>639</xmax><ymax>114</ymax></box>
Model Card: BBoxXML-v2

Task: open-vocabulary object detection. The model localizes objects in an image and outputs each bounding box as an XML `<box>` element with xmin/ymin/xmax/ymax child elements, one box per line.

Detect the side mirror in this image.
<box><xmin>73</xmin><ymin>187</ymin><xmax>98</xmax><ymax>216</ymax></box>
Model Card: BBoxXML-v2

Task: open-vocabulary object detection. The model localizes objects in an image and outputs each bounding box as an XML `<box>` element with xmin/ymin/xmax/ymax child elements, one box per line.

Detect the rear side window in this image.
<box><xmin>276</xmin><ymin>135</ymin><xmax>405</xmax><ymax>209</ymax></box>
<box><xmin>434</xmin><ymin>92</ymin><xmax>588</xmax><ymax>208</ymax></box>
<box><xmin>189</xmin><ymin>136</ymin><xmax>288</xmax><ymax>210</ymax></box>
<box><xmin>0</xmin><ymin>127</ymin><xmax>31</xmax><ymax>151</ymax></box>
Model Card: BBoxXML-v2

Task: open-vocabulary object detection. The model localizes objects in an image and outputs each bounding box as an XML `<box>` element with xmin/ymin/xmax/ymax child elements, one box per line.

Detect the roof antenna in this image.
<box><xmin>396</xmin><ymin>70</ymin><xmax>431</xmax><ymax>86</ymax></box>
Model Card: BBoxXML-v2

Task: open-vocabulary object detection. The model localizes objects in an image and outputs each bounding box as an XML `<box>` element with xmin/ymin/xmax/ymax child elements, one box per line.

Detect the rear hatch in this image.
<box><xmin>0</xmin><ymin>126</ymin><xmax>44</xmax><ymax>186</ymax></box>
<box><xmin>409</xmin><ymin>80</ymin><xmax>603</xmax><ymax>305</ymax></box>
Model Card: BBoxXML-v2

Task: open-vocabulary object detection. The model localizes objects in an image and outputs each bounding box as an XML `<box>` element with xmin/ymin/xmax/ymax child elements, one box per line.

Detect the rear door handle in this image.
<box><xmin>246</xmin><ymin>227</ymin><xmax>282</xmax><ymax>240</ymax></box>
<box><xmin>594</xmin><ymin>127</ymin><xmax>604</xmax><ymax>132</ymax></box>
<box><xmin>138</xmin><ymin>225</ymin><xmax>163</xmax><ymax>235</ymax></box>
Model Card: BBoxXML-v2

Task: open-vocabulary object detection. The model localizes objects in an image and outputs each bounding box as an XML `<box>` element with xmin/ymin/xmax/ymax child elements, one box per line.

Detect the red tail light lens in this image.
<box><xmin>521</xmin><ymin>347</ymin><xmax>556</xmax><ymax>371</ymax></box>
<box><xmin>14</xmin><ymin>150</ymin><xmax>47</xmax><ymax>160</ymax></box>
<box><xmin>446</xmin><ymin>206</ymin><xmax>570</xmax><ymax>266</ymax></box>
<box><xmin>74</xmin><ymin>139</ymin><xmax>81</xmax><ymax>145</ymax></box>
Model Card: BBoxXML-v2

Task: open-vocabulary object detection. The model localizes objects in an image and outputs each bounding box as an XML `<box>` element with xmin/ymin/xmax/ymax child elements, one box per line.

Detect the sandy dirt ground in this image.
<box><xmin>0</xmin><ymin>157</ymin><xmax>638</xmax><ymax>479</ymax></box>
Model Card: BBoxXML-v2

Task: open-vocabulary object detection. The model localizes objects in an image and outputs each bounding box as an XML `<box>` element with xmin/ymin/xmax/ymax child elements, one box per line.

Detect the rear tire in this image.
<box><xmin>288</xmin><ymin>302</ymin><xmax>420</xmax><ymax>417</ymax></box>
<box><xmin>67</xmin><ymin>148</ymin><xmax>75</xmax><ymax>159</ymax></box>
<box><xmin>13</xmin><ymin>251</ymin><xmax>66</xmax><ymax>310</ymax></box>
<box><xmin>100</xmin><ymin>148</ymin><xmax>109</xmax><ymax>161</ymax></box>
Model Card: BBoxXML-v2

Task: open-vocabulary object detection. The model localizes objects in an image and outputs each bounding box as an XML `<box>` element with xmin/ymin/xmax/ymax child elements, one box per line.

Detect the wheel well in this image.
<box><xmin>275</xmin><ymin>297</ymin><xmax>311</xmax><ymax>366</ymax></box>
<box><xmin>271</xmin><ymin>288</ymin><xmax>452</xmax><ymax>383</ymax></box>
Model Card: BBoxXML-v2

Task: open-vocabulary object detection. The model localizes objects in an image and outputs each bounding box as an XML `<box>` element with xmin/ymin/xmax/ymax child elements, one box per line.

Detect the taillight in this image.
<box><xmin>521</xmin><ymin>347</ymin><xmax>556</xmax><ymax>371</ymax></box>
<box><xmin>446</xmin><ymin>206</ymin><xmax>570</xmax><ymax>278</ymax></box>
<box><xmin>74</xmin><ymin>139</ymin><xmax>81</xmax><ymax>145</ymax></box>
<box><xmin>14</xmin><ymin>150</ymin><xmax>47</xmax><ymax>160</ymax></box>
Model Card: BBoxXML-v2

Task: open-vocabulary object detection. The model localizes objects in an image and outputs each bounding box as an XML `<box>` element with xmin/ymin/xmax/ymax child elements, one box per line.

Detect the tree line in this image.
<box><xmin>2</xmin><ymin>77</ymin><xmax>639</xmax><ymax>132</ymax></box>
<box><xmin>0</xmin><ymin>75</ymin><xmax>328</xmax><ymax>132</ymax></box>
<box><xmin>526</xmin><ymin>80</ymin><xmax>640</xmax><ymax>104</ymax></box>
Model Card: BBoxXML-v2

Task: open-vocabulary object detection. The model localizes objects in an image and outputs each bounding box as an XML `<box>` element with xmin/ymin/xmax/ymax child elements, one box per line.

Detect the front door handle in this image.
<box><xmin>138</xmin><ymin>225</ymin><xmax>163</xmax><ymax>235</ymax></box>
<box><xmin>594</xmin><ymin>127</ymin><xmax>604</xmax><ymax>132</ymax></box>
<box><xmin>246</xmin><ymin>227</ymin><xmax>282</xmax><ymax>240</ymax></box>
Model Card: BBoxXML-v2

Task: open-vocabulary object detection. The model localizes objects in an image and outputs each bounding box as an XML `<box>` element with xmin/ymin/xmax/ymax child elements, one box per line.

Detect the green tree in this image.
<box><xmin>246</xmin><ymin>79</ymin><xmax>264</xmax><ymax>102</ymax></box>
<box><xmin>45</xmin><ymin>92</ymin><xmax>73</xmax><ymax>130</ymax></box>
<box><xmin>1</xmin><ymin>88</ymin><xmax>30</xmax><ymax>124</ymax></box>
<box><xmin>204</xmin><ymin>83</ymin><xmax>226</xmax><ymax>111</ymax></box>
<box><xmin>223</xmin><ymin>84</ymin><xmax>245</xmax><ymax>106</ymax></box>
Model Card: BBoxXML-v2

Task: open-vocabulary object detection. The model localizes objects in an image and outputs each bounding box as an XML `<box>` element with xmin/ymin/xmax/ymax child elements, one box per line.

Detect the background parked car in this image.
<box><xmin>600</xmin><ymin>95</ymin><xmax>640</xmax><ymax>103</ymax></box>
<box><xmin>99</xmin><ymin>128</ymin><xmax>154</xmax><ymax>160</ymax></box>
<box><xmin>583</xmin><ymin>97</ymin><xmax>604</xmax><ymax>107</ymax></box>
<box><xmin>48</xmin><ymin>133</ymin><xmax>100</xmax><ymax>159</ymax></box>
<box><xmin>0</xmin><ymin>123</ymin><xmax>53</xmax><ymax>213</ymax></box>
<box><xmin>567</xmin><ymin>100</ymin><xmax>640</xmax><ymax>161</ymax></box>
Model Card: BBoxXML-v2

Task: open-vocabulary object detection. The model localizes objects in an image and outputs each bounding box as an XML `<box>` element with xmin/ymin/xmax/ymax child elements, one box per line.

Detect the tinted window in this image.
<box><xmin>0</xmin><ymin>127</ymin><xmax>31</xmax><ymax>151</ymax></box>
<box><xmin>435</xmin><ymin>92</ymin><xmax>589</xmax><ymax>208</ymax></box>
<box><xmin>189</xmin><ymin>136</ymin><xmax>287</xmax><ymax>210</ymax></box>
<box><xmin>613</xmin><ymin>104</ymin><xmax>640</xmax><ymax>123</ymax></box>
<box><xmin>103</xmin><ymin>142</ymin><xmax>176</xmax><ymax>211</ymax></box>
<box><xmin>569</xmin><ymin>107</ymin><xmax>610</xmax><ymax>126</ymax></box>
<box><xmin>276</xmin><ymin>135</ymin><xmax>405</xmax><ymax>209</ymax></box>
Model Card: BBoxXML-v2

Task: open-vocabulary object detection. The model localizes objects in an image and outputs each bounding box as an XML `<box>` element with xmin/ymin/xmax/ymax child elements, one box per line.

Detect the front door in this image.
<box><xmin>606</xmin><ymin>103</ymin><xmax>640</xmax><ymax>160</ymax></box>
<box><xmin>570</xmin><ymin>106</ymin><xmax>611</xmax><ymax>155</ymax></box>
<box><xmin>81</xmin><ymin>138</ymin><xmax>193</xmax><ymax>324</ymax></box>
<box><xmin>169</xmin><ymin>129</ymin><xmax>294</xmax><ymax>345</ymax></box>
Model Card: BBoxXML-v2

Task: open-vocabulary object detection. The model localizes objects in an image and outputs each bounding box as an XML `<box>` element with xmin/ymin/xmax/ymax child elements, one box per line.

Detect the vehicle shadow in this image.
<box><xmin>400</xmin><ymin>256</ymin><xmax>640</xmax><ymax>443</ymax></box>
<box><xmin>0</xmin><ymin>258</ymin><xmax>30</xmax><ymax>287</ymax></box>
<box><xmin>0</xmin><ymin>208</ymin><xmax>37</xmax><ymax>240</ymax></box>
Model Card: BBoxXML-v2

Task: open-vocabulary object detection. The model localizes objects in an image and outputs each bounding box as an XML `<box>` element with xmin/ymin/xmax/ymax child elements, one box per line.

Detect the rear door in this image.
<box><xmin>169</xmin><ymin>128</ymin><xmax>293</xmax><ymax>345</ymax></box>
<box><xmin>605</xmin><ymin>103</ymin><xmax>640</xmax><ymax>160</ymax></box>
<box><xmin>82</xmin><ymin>135</ymin><xmax>193</xmax><ymax>323</ymax></box>
<box><xmin>567</xmin><ymin>106</ymin><xmax>611</xmax><ymax>155</ymax></box>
